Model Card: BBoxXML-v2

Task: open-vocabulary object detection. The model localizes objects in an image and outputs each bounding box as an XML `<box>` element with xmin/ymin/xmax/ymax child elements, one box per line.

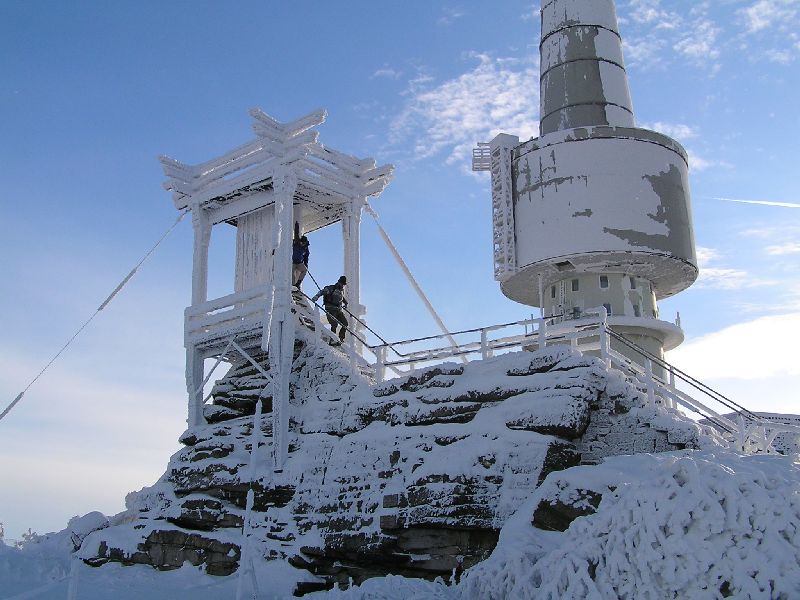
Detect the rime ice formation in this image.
<box><xmin>314</xmin><ymin>450</ymin><xmax>800</xmax><ymax>600</ymax></box>
<box><xmin>6</xmin><ymin>0</ymin><xmax>797</xmax><ymax>596</ymax></box>
<box><xmin>74</xmin><ymin>321</ymin><xmax>729</xmax><ymax>594</ymax></box>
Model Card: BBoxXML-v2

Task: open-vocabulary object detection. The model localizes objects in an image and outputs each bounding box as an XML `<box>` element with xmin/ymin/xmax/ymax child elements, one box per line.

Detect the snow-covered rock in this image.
<box><xmin>457</xmin><ymin>450</ymin><xmax>800</xmax><ymax>600</ymax></box>
<box><xmin>75</xmin><ymin>329</ymin><xmax>722</xmax><ymax>594</ymax></box>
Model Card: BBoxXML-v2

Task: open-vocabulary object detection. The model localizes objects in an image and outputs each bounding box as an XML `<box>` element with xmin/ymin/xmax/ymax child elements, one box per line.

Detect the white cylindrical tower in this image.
<box><xmin>482</xmin><ymin>0</ymin><xmax>697</xmax><ymax>361</ymax></box>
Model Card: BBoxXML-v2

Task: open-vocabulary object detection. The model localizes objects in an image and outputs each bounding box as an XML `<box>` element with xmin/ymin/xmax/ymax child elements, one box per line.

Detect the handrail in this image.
<box><xmin>606</xmin><ymin>328</ymin><xmax>761</xmax><ymax>422</ymax></box>
<box><xmin>290</xmin><ymin>290</ymin><xmax>793</xmax><ymax>453</ymax></box>
<box><xmin>604</xmin><ymin>345</ymin><xmax>739</xmax><ymax>435</ymax></box>
<box><xmin>187</xmin><ymin>285</ymin><xmax>271</xmax><ymax>316</ymax></box>
<box><xmin>603</xmin><ymin>327</ymin><xmax>800</xmax><ymax>448</ymax></box>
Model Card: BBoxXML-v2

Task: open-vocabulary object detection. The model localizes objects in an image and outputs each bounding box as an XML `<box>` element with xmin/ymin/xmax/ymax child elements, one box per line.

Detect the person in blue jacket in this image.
<box><xmin>292</xmin><ymin>222</ymin><xmax>310</xmax><ymax>290</ymax></box>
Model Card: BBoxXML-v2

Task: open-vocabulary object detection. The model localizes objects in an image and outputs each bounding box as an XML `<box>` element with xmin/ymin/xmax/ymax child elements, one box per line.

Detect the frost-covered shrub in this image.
<box><xmin>460</xmin><ymin>450</ymin><xmax>800</xmax><ymax>600</ymax></box>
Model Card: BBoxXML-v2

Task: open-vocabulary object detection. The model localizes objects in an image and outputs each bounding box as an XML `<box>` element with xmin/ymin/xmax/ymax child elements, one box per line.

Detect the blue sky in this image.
<box><xmin>1</xmin><ymin>1</ymin><xmax>799</xmax><ymax>539</ymax></box>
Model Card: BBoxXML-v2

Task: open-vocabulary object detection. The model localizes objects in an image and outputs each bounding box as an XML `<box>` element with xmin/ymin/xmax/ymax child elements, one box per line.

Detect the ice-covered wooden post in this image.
<box><xmin>160</xmin><ymin>107</ymin><xmax>393</xmax><ymax>469</ymax></box>
<box><xmin>342</xmin><ymin>196</ymin><xmax>364</xmax><ymax>353</ymax></box>
<box><xmin>266</xmin><ymin>165</ymin><xmax>296</xmax><ymax>471</ymax></box>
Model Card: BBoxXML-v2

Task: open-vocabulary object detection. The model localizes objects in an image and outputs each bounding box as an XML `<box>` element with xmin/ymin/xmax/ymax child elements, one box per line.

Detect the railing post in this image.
<box><xmin>668</xmin><ymin>366</ymin><xmax>676</xmax><ymax>408</ymax></box>
<box><xmin>645</xmin><ymin>358</ymin><xmax>656</xmax><ymax>406</ymax></box>
<box><xmin>375</xmin><ymin>346</ymin><xmax>386</xmax><ymax>383</ymax></box>
<box><xmin>347</xmin><ymin>336</ymin><xmax>358</xmax><ymax>373</ymax></box>
<box><xmin>480</xmin><ymin>329</ymin><xmax>489</xmax><ymax>360</ymax></box>
<box><xmin>598</xmin><ymin>307</ymin><xmax>610</xmax><ymax>368</ymax></box>
<box><xmin>537</xmin><ymin>318</ymin><xmax>546</xmax><ymax>351</ymax></box>
<box><xmin>313</xmin><ymin>304</ymin><xmax>323</xmax><ymax>345</ymax></box>
<box><xmin>737</xmin><ymin>414</ymin><xmax>747</xmax><ymax>452</ymax></box>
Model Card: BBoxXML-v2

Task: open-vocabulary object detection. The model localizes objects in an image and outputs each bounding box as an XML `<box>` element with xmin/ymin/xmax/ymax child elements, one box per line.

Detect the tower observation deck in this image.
<box><xmin>475</xmin><ymin>0</ymin><xmax>697</xmax><ymax>363</ymax></box>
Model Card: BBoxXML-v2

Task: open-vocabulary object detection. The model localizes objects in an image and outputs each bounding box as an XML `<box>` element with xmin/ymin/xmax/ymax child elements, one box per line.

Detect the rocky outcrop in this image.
<box><xmin>81</xmin><ymin>327</ymin><xmax>719</xmax><ymax>594</ymax></box>
<box><xmin>86</xmin><ymin>528</ymin><xmax>240</xmax><ymax>576</ymax></box>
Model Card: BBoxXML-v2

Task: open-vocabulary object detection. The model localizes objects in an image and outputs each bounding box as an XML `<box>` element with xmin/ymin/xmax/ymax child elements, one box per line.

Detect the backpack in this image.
<box><xmin>322</xmin><ymin>285</ymin><xmax>344</xmax><ymax>307</ymax></box>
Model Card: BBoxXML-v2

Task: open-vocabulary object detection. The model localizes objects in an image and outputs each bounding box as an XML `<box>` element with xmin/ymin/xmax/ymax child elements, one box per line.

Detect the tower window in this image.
<box><xmin>551</xmin><ymin>285</ymin><xmax>556</xmax><ymax>299</ymax></box>
<box><xmin>633</xmin><ymin>304</ymin><xmax>641</xmax><ymax>317</ymax></box>
<box><xmin>599</xmin><ymin>275</ymin><xmax>609</xmax><ymax>289</ymax></box>
<box><xmin>571</xmin><ymin>279</ymin><xmax>579</xmax><ymax>292</ymax></box>
<box><xmin>603</xmin><ymin>303</ymin><xmax>612</xmax><ymax>315</ymax></box>
<box><xmin>630</xmin><ymin>276</ymin><xmax>636</xmax><ymax>289</ymax></box>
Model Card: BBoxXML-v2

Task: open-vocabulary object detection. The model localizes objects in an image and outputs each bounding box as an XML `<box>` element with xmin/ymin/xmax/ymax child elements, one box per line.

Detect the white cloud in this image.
<box><xmin>740</xmin><ymin>224</ymin><xmax>800</xmax><ymax>238</ymax></box>
<box><xmin>688</xmin><ymin>151</ymin><xmax>728</xmax><ymax>172</ymax></box>
<box><xmin>674</xmin><ymin>18</ymin><xmax>721</xmax><ymax>64</ymax></box>
<box><xmin>695</xmin><ymin>267</ymin><xmax>773</xmax><ymax>290</ymax></box>
<box><xmin>695</xmin><ymin>246</ymin><xmax>719</xmax><ymax>267</ymax></box>
<box><xmin>693</xmin><ymin>246</ymin><xmax>774</xmax><ymax>290</ymax></box>
<box><xmin>438</xmin><ymin>7</ymin><xmax>466</xmax><ymax>26</ymax></box>
<box><xmin>766</xmin><ymin>242</ymin><xmax>800</xmax><ymax>255</ymax></box>
<box><xmin>389</xmin><ymin>53</ymin><xmax>540</xmax><ymax>168</ymax></box>
<box><xmin>619</xmin><ymin>0</ymin><xmax>800</xmax><ymax>68</ymax></box>
<box><xmin>619</xmin><ymin>1</ymin><xmax>720</xmax><ymax>70</ymax></box>
<box><xmin>736</xmin><ymin>0</ymin><xmax>800</xmax><ymax>62</ymax></box>
<box><xmin>669</xmin><ymin>312</ymin><xmax>800</xmax><ymax>380</ymax></box>
<box><xmin>628</xmin><ymin>0</ymin><xmax>674</xmax><ymax>26</ymax></box>
<box><xmin>371</xmin><ymin>66</ymin><xmax>402</xmax><ymax>80</ymax></box>
<box><xmin>739</xmin><ymin>0</ymin><xmax>800</xmax><ymax>33</ymax></box>
<box><xmin>641</xmin><ymin>121</ymin><xmax>697</xmax><ymax>142</ymax></box>
<box><xmin>622</xmin><ymin>36</ymin><xmax>665</xmax><ymax>66</ymax></box>
<box><xmin>765</xmin><ymin>48</ymin><xmax>795</xmax><ymax>64</ymax></box>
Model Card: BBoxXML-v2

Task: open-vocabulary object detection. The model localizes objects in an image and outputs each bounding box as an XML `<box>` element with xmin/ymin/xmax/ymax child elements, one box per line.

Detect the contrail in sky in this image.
<box><xmin>711</xmin><ymin>197</ymin><xmax>800</xmax><ymax>209</ymax></box>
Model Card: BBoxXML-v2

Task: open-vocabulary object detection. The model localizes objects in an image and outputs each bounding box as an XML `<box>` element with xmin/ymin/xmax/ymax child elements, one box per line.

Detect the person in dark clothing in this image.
<box><xmin>292</xmin><ymin>222</ymin><xmax>310</xmax><ymax>289</ymax></box>
<box><xmin>311</xmin><ymin>276</ymin><xmax>348</xmax><ymax>343</ymax></box>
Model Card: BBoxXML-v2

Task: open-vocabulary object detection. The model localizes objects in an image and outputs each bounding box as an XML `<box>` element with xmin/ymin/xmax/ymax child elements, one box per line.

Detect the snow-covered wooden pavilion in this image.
<box><xmin>159</xmin><ymin>108</ymin><xmax>393</xmax><ymax>469</ymax></box>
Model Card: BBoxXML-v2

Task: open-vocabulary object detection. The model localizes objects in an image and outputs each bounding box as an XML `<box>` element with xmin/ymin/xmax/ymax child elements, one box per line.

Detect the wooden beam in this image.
<box><xmin>249</xmin><ymin>108</ymin><xmax>285</xmax><ymax>138</ymax></box>
<box><xmin>194</xmin><ymin>139</ymin><xmax>264</xmax><ymax>178</ymax></box>
<box><xmin>208</xmin><ymin>191</ymin><xmax>274</xmax><ymax>224</ymax></box>
<box><xmin>282</xmin><ymin>109</ymin><xmax>327</xmax><ymax>138</ymax></box>
<box><xmin>361</xmin><ymin>163</ymin><xmax>394</xmax><ymax>183</ymax></box>
<box><xmin>362</xmin><ymin>178</ymin><xmax>391</xmax><ymax>197</ymax></box>
<box><xmin>194</xmin><ymin>148</ymin><xmax>271</xmax><ymax>189</ymax></box>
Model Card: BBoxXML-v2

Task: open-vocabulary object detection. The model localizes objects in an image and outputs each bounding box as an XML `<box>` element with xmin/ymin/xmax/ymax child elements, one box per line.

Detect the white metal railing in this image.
<box><xmin>322</xmin><ymin>304</ymin><xmax>799</xmax><ymax>455</ymax></box>
<box><xmin>369</xmin><ymin>313</ymin><xmax>605</xmax><ymax>383</ymax></box>
<box><xmin>599</xmin><ymin>319</ymin><xmax>800</xmax><ymax>453</ymax></box>
<box><xmin>185</xmin><ymin>285</ymin><xmax>271</xmax><ymax>347</ymax></box>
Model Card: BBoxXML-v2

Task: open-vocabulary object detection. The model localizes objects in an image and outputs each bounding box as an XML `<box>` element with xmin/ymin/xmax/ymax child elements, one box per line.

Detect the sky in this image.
<box><xmin>1</xmin><ymin>0</ymin><xmax>799</xmax><ymax>540</ymax></box>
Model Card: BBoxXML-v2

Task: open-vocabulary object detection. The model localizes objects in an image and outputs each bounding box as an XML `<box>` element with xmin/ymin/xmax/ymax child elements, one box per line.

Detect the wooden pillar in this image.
<box><xmin>342</xmin><ymin>196</ymin><xmax>364</xmax><ymax>351</ymax></box>
<box><xmin>185</xmin><ymin>347</ymin><xmax>204</xmax><ymax>427</ymax></box>
<box><xmin>188</xmin><ymin>203</ymin><xmax>210</xmax><ymax>428</ymax></box>
<box><xmin>267</xmin><ymin>166</ymin><xmax>297</xmax><ymax>471</ymax></box>
<box><xmin>191</xmin><ymin>204</ymin><xmax>211</xmax><ymax>306</ymax></box>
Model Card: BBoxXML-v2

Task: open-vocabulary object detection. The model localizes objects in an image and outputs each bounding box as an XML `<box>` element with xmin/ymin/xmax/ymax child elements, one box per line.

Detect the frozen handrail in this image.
<box><xmin>605</xmin><ymin>327</ymin><xmax>800</xmax><ymax>439</ymax></box>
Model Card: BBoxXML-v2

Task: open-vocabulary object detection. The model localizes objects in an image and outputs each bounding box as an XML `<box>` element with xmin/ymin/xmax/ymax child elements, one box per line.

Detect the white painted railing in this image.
<box><xmin>366</xmin><ymin>312</ymin><xmax>609</xmax><ymax>382</ymax></box>
<box><xmin>185</xmin><ymin>285</ymin><xmax>271</xmax><ymax>347</ymax></box>
<box><xmin>319</xmin><ymin>304</ymin><xmax>798</xmax><ymax>455</ymax></box>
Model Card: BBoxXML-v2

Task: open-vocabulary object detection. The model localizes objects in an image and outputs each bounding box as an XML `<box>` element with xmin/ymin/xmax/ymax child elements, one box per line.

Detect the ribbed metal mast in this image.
<box><xmin>539</xmin><ymin>0</ymin><xmax>634</xmax><ymax>134</ymax></box>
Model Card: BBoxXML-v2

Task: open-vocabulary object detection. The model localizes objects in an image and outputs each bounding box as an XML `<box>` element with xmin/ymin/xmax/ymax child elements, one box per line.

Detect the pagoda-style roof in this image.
<box><xmin>159</xmin><ymin>109</ymin><xmax>393</xmax><ymax>232</ymax></box>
